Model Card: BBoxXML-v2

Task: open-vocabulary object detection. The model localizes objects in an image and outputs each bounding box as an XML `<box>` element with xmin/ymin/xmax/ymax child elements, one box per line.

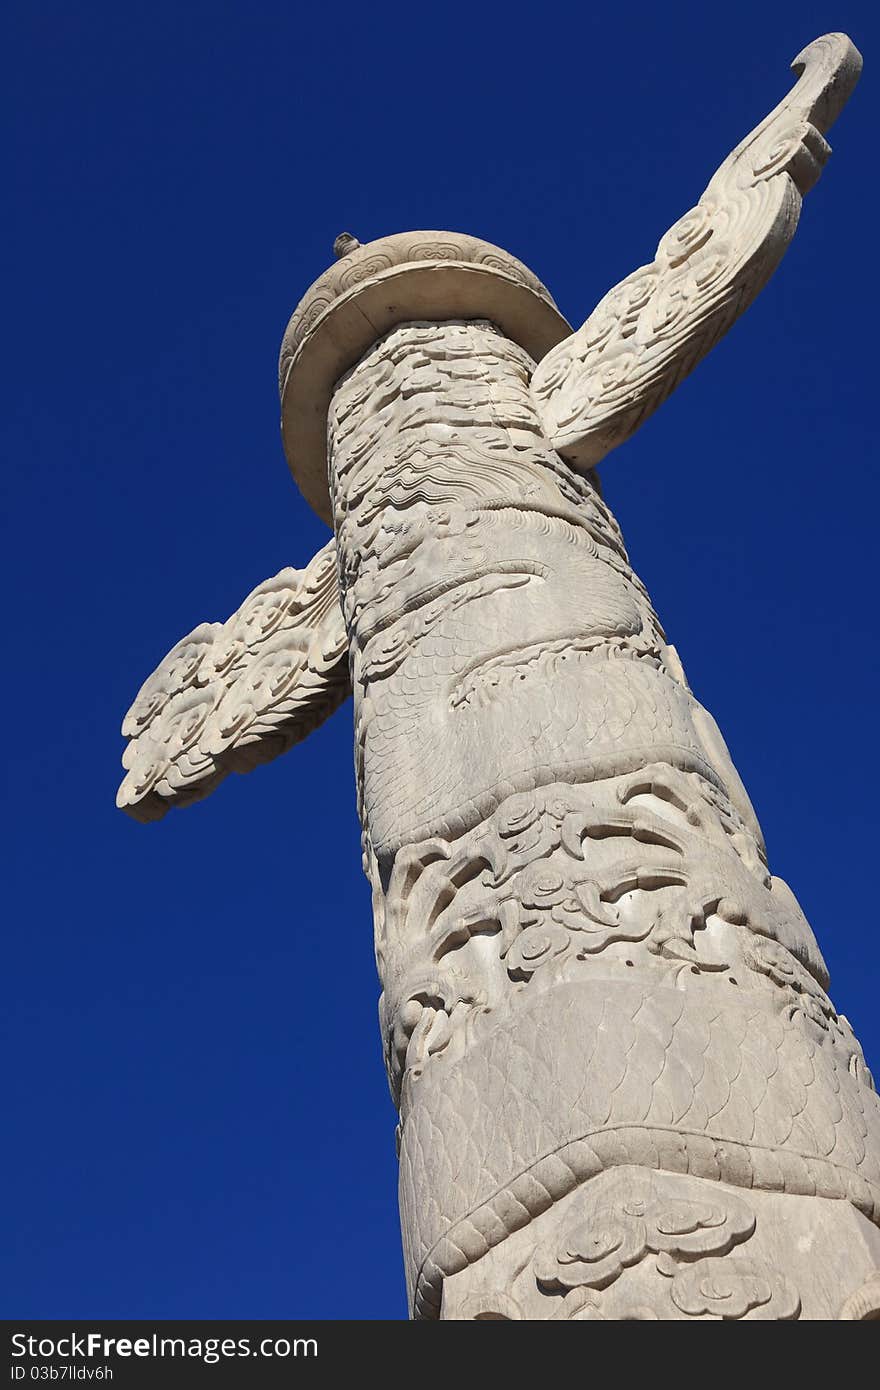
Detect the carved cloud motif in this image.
<box><xmin>117</xmin><ymin>541</ymin><xmax>351</xmax><ymax>821</ymax></box>
<box><xmin>531</xmin><ymin>33</ymin><xmax>862</xmax><ymax>470</ymax></box>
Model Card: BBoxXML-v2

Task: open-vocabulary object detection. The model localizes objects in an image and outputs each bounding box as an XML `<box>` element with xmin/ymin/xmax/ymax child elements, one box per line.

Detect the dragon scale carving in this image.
<box><xmin>118</xmin><ymin>34</ymin><xmax>880</xmax><ymax>1318</ymax></box>
<box><xmin>328</xmin><ymin>320</ymin><xmax>880</xmax><ymax>1319</ymax></box>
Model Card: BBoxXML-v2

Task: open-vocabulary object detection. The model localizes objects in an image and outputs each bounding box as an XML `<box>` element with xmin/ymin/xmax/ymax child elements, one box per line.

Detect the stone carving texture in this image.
<box><xmin>326</xmin><ymin>309</ymin><xmax>879</xmax><ymax>1318</ymax></box>
<box><xmin>279</xmin><ymin>232</ymin><xmax>558</xmax><ymax>396</ymax></box>
<box><xmin>519</xmin><ymin>1169</ymin><xmax>803</xmax><ymax>1320</ymax></box>
<box><xmin>532</xmin><ymin>33</ymin><xmax>862</xmax><ymax>469</ymax></box>
<box><xmin>117</xmin><ymin>542</ymin><xmax>349</xmax><ymax>821</ymax></box>
<box><xmin>117</xmin><ymin>33</ymin><xmax>879</xmax><ymax>1318</ymax></box>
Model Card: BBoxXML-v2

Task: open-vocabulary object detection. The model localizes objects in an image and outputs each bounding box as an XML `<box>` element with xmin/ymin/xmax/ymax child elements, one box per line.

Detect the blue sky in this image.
<box><xmin>4</xmin><ymin>1</ymin><xmax>877</xmax><ymax>1319</ymax></box>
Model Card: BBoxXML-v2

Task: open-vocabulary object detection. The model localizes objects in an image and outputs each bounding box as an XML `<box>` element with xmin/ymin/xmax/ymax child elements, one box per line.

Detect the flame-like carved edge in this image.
<box><xmin>117</xmin><ymin>540</ymin><xmax>351</xmax><ymax>822</ymax></box>
<box><xmin>531</xmin><ymin>33</ymin><xmax>862</xmax><ymax>470</ymax></box>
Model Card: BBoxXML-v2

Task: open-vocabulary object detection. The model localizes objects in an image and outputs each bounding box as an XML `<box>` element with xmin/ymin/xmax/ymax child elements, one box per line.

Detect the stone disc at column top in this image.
<box><xmin>278</xmin><ymin>230</ymin><xmax>571</xmax><ymax>524</ymax></box>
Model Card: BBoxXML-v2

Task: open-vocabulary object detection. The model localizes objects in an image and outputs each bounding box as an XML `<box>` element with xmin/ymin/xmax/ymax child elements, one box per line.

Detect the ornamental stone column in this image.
<box><xmin>119</xmin><ymin>34</ymin><xmax>880</xmax><ymax>1320</ymax></box>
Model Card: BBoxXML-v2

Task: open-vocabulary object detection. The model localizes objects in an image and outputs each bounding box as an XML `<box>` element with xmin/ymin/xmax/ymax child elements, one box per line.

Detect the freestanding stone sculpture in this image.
<box><xmin>118</xmin><ymin>34</ymin><xmax>880</xmax><ymax>1319</ymax></box>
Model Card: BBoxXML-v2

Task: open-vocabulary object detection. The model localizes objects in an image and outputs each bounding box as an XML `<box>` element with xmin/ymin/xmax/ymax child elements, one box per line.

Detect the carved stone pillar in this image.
<box><xmin>323</xmin><ymin>317</ymin><xmax>880</xmax><ymax>1320</ymax></box>
<box><xmin>118</xmin><ymin>35</ymin><xmax>880</xmax><ymax>1319</ymax></box>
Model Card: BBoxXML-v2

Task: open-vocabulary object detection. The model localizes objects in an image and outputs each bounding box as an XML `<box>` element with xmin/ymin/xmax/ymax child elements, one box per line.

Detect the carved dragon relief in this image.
<box><xmin>117</xmin><ymin>35</ymin><xmax>880</xmax><ymax>1322</ymax></box>
<box><xmin>118</xmin><ymin>33</ymin><xmax>860</xmax><ymax>821</ymax></box>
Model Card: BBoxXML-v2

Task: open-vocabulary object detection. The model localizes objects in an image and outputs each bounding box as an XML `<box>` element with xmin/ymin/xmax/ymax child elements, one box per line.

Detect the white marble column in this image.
<box><xmin>326</xmin><ymin>318</ymin><xmax>880</xmax><ymax>1320</ymax></box>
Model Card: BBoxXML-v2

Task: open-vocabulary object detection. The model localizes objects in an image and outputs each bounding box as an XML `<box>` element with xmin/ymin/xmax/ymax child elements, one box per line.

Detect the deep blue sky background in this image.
<box><xmin>4</xmin><ymin>2</ymin><xmax>877</xmax><ymax>1320</ymax></box>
